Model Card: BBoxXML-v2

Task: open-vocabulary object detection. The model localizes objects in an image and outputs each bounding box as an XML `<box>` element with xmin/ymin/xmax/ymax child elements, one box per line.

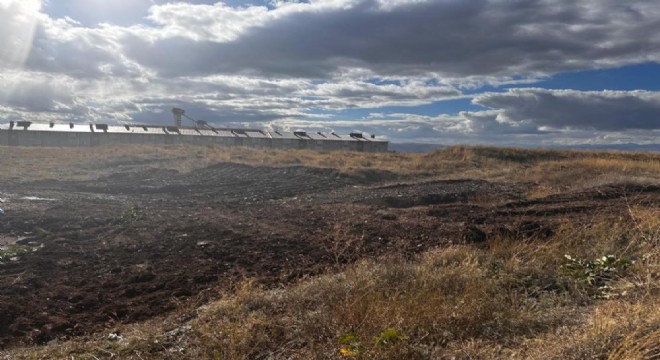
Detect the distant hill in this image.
<box><xmin>389</xmin><ymin>143</ymin><xmax>447</xmax><ymax>153</ymax></box>
<box><xmin>390</xmin><ymin>142</ymin><xmax>660</xmax><ymax>153</ymax></box>
<box><xmin>549</xmin><ymin>143</ymin><xmax>660</xmax><ymax>152</ymax></box>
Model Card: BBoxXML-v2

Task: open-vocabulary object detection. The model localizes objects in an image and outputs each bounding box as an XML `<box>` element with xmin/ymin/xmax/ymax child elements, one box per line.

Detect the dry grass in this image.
<box><xmin>0</xmin><ymin>145</ymin><xmax>658</xmax><ymax>359</ymax></box>
<box><xmin>2</xmin><ymin>144</ymin><xmax>659</xmax><ymax>189</ymax></box>
<box><xmin>4</xmin><ymin>205</ymin><xmax>657</xmax><ymax>360</ymax></box>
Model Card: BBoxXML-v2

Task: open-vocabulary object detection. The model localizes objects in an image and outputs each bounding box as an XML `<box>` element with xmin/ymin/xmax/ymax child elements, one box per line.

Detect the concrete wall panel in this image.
<box><xmin>0</xmin><ymin>128</ymin><xmax>388</xmax><ymax>152</ymax></box>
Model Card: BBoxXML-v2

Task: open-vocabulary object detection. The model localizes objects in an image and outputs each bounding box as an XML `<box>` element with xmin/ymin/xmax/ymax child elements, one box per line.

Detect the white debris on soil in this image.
<box><xmin>20</xmin><ymin>196</ymin><xmax>57</xmax><ymax>201</ymax></box>
<box><xmin>165</xmin><ymin>325</ymin><xmax>192</xmax><ymax>338</ymax></box>
<box><xmin>107</xmin><ymin>332</ymin><xmax>126</xmax><ymax>343</ymax></box>
<box><xmin>375</xmin><ymin>209</ymin><xmax>397</xmax><ymax>220</ymax></box>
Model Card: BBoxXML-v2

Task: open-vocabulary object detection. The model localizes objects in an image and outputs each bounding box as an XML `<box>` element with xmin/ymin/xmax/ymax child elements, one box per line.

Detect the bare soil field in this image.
<box><xmin>0</xmin><ymin>145</ymin><xmax>658</xmax><ymax>359</ymax></box>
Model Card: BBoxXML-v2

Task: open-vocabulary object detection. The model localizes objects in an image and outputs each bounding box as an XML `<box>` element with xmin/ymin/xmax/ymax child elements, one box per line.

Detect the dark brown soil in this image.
<box><xmin>0</xmin><ymin>163</ymin><xmax>658</xmax><ymax>347</ymax></box>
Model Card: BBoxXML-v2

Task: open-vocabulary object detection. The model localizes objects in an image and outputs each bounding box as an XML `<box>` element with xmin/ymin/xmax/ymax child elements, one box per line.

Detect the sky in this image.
<box><xmin>1</xmin><ymin>0</ymin><xmax>660</xmax><ymax>146</ymax></box>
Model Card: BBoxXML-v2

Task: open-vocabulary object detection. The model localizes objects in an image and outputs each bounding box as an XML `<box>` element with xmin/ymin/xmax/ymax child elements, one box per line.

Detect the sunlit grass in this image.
<box><xmin>2</xmin><ymin>144</ymin><xmax>659</xmax><ymax>187</ymax></box>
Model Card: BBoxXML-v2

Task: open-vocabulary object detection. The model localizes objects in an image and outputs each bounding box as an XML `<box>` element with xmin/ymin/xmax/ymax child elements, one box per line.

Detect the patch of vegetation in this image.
<box><xmin>374</xmin><ymin>327</ymin><xmax>406</xmax><ymax>348</ymax></box>
<box><xmin>561</xmin><ymin>254</ymin><xmax>634</xmax><ymax>299</ymax></box>
<box><xmin>561</xmin><ymin>254</ymin><xmax>633</xmax><ymax>286</ymax></box>
<box><xmin>0</xmin><ymin>247</ymin><xmax>28</xmax><ymax>261</ymax></box>
<box><xmin>338</xmin><ymin>331</ymin><xmax>360</xmax><ymax>357</ymax></box>
<box><xmin>118</xmin><ymin>205</ymin><xmax>146</xmax><ymax>224</ymax></box>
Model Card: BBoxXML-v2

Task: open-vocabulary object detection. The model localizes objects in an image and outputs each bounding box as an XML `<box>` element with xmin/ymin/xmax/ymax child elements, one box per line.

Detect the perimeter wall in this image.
<box><xmin>0</xmin><ymin>129</ymin><xmax>388</xmax><ymax>152</ymax></box>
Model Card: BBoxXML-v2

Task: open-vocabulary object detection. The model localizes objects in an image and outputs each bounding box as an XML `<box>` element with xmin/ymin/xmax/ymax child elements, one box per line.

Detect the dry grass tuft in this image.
<box><xmin>609</xmin><ymin>328</ymin><xmax>660</xmax><ymax>360</ymax></box>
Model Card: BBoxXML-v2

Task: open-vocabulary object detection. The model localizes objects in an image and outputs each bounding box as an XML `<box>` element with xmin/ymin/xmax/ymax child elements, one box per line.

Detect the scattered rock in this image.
<box><xmin>129</xmin><ymin>273</ymin><xmax>156</xmax><ymax>283</ymax></box>
<box><xmin>491</xmin><ymin>225</ymin><xmax>516</xmax><ymax>239</ymax></box>
<box><xmin>375</xmin><ymin>210</ymin><xmax>397</xmax><ymax>220</ymax></box>
<box><xmin>462</xmin><ymin>225</ymin><xmax>487</xmax><ymax>243</ymax></box>
<box><xmin>193</xmin><ymin>275</ymin><xmax>218</xmax><ymax>284</ymax></box>
<box><xmin>165</xmin><ymin>325</ymin><xmax>192</xmax><ymax>338</ymax></box>
<box><xmin>107</xmin><ymin>332</ymin><xmax>125</xmax><ymax>342</ymax></box>
<box><xmin>517</xmin><ymin>221</ymin><xmax>554</xmax><ymax>239</ymax></box>
<box><xmin>56</xmin><ymin>258</ymin><xmax>75</xmax><ymax>267</ymax></box>
<box><xmin>491</xmin><ymin>222</ymin><xmax>554</xmax><ymax>240</ymax></box>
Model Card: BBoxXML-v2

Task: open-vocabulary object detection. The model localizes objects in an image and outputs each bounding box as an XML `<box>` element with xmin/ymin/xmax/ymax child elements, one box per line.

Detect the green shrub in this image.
<box><xmin>0</xmin><ymin>247</ymin><xmax>28</xmax><ymax>261</ymax></box>
<box><xmin>118</xmin><ymin>205</ymin><xmax>146</xmax><ymax>224</ymax></box>
<box><xmin>375</xmin><ymin>327</ymin><xmax>406</xmax><ymax>347</ymax></box>
<box><xmin>561</xmin><ymin>254</ymin><xmax>632</xmax><ymax>288</ymax></box>
<box><xmin>339</xmin><ymin>331</ymin><xmax>360</xmax><ymax>357</ymax></box>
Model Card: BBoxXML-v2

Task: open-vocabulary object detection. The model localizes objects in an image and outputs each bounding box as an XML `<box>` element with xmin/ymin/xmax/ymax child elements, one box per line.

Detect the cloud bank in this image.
<box><xmin>473</xmin><ymin>89</ymin><xmax>660</xmax><ymax>131</ymax></box>
<box><xmin>1</xmin><ymin>0</ymin><xmax>660</xmax><ymax>145</ymax></box>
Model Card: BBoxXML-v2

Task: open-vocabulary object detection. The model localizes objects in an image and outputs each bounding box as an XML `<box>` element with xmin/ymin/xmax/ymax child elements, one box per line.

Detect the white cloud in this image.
<box><xmin>0</xmin><ymin>0</ymin><xmax>40</xmax><ymax>70</ymax></box>
<box><xmin>121</xmin><ymin>0</ymin><xmax>660</xmax><ymax>79</ymax></box>
<box><xmin>300</xmin><ymin>81</ymin><xmax>460</xmax><ymax>109</ymax></box>
<box><xmin>146</xmin><ymin>2</ymin><xmax>274</xmax><ymax>42</ymax></box>
<box><xmin>2</xmin><ymin>0</ymin><xmax>660</xmax><ymax>146</ymax></box>
<box><xmin>13</xmin><ymin>1</ymin><xmax>660</xmax><ymax>83</ymax></box>
<box><xmin>0</xmin><ymin>71</ymin><xmax>76</xmax><ymax>111</ymax></box>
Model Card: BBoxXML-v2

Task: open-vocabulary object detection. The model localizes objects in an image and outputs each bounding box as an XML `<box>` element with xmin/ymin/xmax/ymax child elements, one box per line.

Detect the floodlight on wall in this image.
<box><xmin>350</xmin><ymin>132</ymin><xmax>364</xmax><ymax>138</ymax></box>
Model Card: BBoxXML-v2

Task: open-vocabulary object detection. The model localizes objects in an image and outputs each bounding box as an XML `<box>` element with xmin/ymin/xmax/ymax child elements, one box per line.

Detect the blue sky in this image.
<box><xmin>2</xmin><ymin>0</ymin><xmax>660</xmax><ymax>145</ymax></box>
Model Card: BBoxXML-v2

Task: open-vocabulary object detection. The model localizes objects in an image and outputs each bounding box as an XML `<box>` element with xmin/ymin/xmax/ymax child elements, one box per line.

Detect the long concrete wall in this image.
<box><xmin>0</xmin><ymin>127</ymin><xmax>388</xmax><ymax>152</ymax></box>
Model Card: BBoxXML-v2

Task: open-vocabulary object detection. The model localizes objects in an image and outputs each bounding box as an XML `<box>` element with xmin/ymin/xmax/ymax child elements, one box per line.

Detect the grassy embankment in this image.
<box><xmin>1</xmin><ymin>144</ymin><xmax>659</xmax><ymax>186</ymax></box>
<box><xmin>0</xmin><ymin>145</ymin><xmax>658</xmax><ymax>359</ymax></box>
